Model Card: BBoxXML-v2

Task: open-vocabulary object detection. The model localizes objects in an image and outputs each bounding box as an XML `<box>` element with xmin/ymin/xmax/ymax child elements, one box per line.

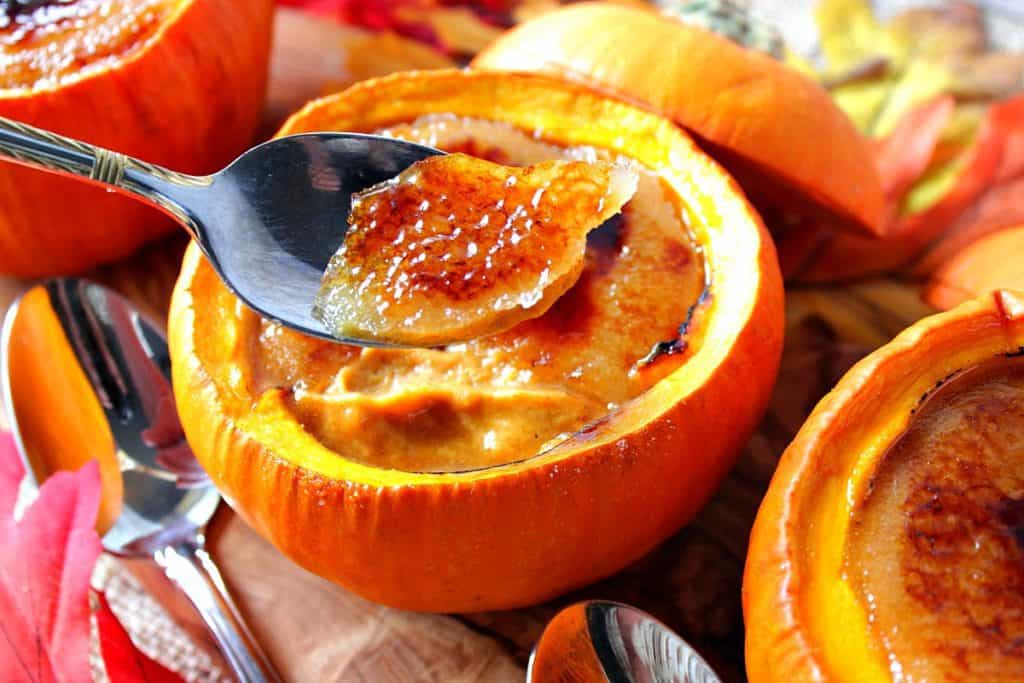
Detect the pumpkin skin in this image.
<box><xmin>472</xmin><ymin>2</ymin><xmax>886</xmax><ymax>238</ymax></box>
<box><xmin>744</xmin><ymin>289</ymin><xmax>1024</xmax><ymax>682</ymax></box>
<box><xmin>0</xmin><ymin>0</ymin><xmax>274</xmax><ymax>276</ymax></box>
<box><xmin>169</xmin><ymin>69</ymin><xmax>783</xmax><ymax>612</ymax></box>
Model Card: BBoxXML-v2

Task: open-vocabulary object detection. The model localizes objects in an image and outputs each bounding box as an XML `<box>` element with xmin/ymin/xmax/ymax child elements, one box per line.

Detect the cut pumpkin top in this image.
<box><xmin>0</xmin><ymin>0</ymin><xmax>173</xmax><ymax>91</ymax></box>
<box><xmin>314</xmin><ymin>153</ymin><xmax>639</xmax><ymax>346</ymax></box>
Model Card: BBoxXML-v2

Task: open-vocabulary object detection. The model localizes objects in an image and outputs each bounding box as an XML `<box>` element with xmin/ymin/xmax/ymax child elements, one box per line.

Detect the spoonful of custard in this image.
<box><xmin>314</xmin><ymin>153</ymin><xmax>639</xmax><ymax>346</ymax></box>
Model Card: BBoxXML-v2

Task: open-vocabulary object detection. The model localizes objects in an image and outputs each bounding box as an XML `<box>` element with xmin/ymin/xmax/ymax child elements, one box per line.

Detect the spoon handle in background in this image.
<box><xmin>0</xmin><ymin>115</ymin><xmax>204</xmax><ymax>238</ymax></box>
<box><xmin>154</xmin><ymin>538</ymin><xmax>283</xmax><ymax>683</ymax></box>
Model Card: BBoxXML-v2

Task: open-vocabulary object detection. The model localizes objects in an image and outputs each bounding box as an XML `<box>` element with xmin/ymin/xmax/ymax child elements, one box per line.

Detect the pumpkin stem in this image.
<box><xmin>655</xmin><ymin>0</ymin><xmax>785</xmax><ymax>59</ymax></box>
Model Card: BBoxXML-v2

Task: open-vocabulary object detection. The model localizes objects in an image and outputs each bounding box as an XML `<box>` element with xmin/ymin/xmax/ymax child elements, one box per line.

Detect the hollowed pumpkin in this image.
<box><xmin>925</xmin><ymin>225</ymin><xmax>1024</xmax><ymax>311</ymax></box>
<box><xmin>744</xmin><ymin>289</ymin><xmax>1024</xmax><ymax>682</ymax></box>
<box><xmin>168</xmin><ymin>69</ymin><xmax>783</xmax><ymax>612</ymax></box>
<box><xmin>0</xmin><ymin>0</ymin><xmax>274</xmax><ymax>276</ymax></box>
<box><xmin>472</xmin><ymin>2</ymin><xmax>886</xmax><ymax>238</ymax></box>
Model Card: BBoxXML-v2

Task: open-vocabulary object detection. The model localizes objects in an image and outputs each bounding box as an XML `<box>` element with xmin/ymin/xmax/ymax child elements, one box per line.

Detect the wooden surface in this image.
<box><xmin>3</xmin><ymin>8</ymin><xmax>939</xmax><ymax>682</ymax></box>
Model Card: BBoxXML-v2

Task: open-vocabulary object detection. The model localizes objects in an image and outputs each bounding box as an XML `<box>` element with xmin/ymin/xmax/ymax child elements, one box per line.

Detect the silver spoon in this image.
<box><xmin>1</xmin><ymin>278</ymin><xmax>281</xmax><ymax>683</ymax></box>
<box><xmin>530</xmin><ymin>601</ymin><xmax>721</xmax><ymax>683</ymax></box>
<box><xmin>0</xmin><ymin>116</ymin><xmax>441</xmax><ymax>344</ymax></box>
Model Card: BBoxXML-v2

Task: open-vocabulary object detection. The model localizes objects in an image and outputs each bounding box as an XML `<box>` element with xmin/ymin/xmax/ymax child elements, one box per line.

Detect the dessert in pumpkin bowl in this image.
<box><xmin>745</xmin><ymin>289</ymin><xmax>1024</xmax><ymax>682</ymax></box>
<box><xmin>168</xmin><ymin>68</ymin><xmax>783</xmax><ymax>612</ymax></box>
<box><xmin>0</xmin><ymin>0</ymin><xmax>273</xmax><ymax>276</ymax></box>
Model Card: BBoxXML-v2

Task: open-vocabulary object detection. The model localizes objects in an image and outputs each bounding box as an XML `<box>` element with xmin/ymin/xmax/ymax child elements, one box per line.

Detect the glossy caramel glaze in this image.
<box><xmin>314</xmin><ymin>153</ymin><xmax>638</xmax><ymax>346</ymax></box>
<box><xmin>847</xmin><ymin>356</ymin><xmax>1024</xmax><ymax>682</ymax></box>
<box><xmin>208</xmin><ymin>115</ymin><xmax>705</xmax><ymax>472</ymax></box>
<box><xmin>0</xmin><ymin>0</ymin><xmax>173</xmax><ymax>90</ymax></box>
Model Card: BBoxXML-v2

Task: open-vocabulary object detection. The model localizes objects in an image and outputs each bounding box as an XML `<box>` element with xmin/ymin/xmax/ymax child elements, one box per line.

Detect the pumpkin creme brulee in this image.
<box><xmin>226</xmin><ymin>115</ymin><xmax>707</xmax><ymax>472</ymax></box>
<box><xmin>847</xmin><ymin>356</ymin><xmax>1024</xmax><ymax>681</ymax></box>
<box><xmin>314</xmin><ymin>153</ymin><xmax>639</xmax><ymax>346</ymax></box>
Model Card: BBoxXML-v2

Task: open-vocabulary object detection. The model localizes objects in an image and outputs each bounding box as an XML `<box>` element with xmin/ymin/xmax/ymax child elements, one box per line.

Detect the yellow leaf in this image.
<box><xmin>831</xmin><ymin>79</ymin><xmax>890</xmax><ymax>133</ymax></box>
<box><xmin>900</xmin><ymin>154</ymin><xmax>967</xmax><ymax>216</ymax></box>
<box><xmin>815</xmin><ymin>0</ymin><xmax>882</xmax><ymax>74</ymax></box>
<box><xmin>870</xmin><ymin>59</ymin><xmax>951</xmax><ymax>137</ymax></box>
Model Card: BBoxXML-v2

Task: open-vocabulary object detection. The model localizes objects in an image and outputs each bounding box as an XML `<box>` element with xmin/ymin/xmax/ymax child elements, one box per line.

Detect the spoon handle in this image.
<box><xmin>154</xmin><ymin>539</ymin><xmax>283</xmax><ymax>683</ymax></box>
<box><xmin>0</xmin><ymin>115</ymin><xmax>204</xmax><ymax>237</ymax></box>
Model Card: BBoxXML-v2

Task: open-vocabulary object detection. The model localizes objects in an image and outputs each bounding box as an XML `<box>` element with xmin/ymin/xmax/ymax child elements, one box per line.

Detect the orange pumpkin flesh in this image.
<box><xmin>472</xmin><ymin>2</ymin><xmax>886</xmax><ymax>238</ymax></box>
<box><xmin>169</xmin><ymin>69</ymin><xmax>783</xmax><ymax>611</ymax></box>
<box><xmin>4</xmin><ymin>286</ymin><xmax>122</xmax><ymax>533</ymax></box>
<box><xmin>0</xmin><ymin>0</ymin><xmax>273</xmax><ymax>276</ymax></box>
<box><xmin>314</xmin><ymin>154</ymin><xmax>639</xmax><ymax>346</ymax></box>
<box><xmin>744</xmin><ymin>290</ymin><xmax>1024</xmax><ymax>682</ymax></box>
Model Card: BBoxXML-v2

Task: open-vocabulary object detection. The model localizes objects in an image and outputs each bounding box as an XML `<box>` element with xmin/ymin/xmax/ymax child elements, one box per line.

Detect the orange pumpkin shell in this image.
<box><xmin>0</xmin><ymin>0</ymin><xmax>274</xmax><ymax>275</ymax></box>
<box><xmin>169</xmin><ymin>69</ymin><xmax>783</xmax><ymax>612</ymax></box>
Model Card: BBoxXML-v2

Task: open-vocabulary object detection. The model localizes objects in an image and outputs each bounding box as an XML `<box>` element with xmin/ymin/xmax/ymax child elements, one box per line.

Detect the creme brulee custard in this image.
<box><xmin>847</xmin><ymin>356</ymin><xmax>1024</xmax><ymax>682</ymax></box>
<box><xmin>314</xmin><ymin>153</ymin><xmax>638</xmax><ymax>346</ymax></box>
<box><xmin>206</xmin><ymin>114</ymin><xmax>706</xmax><ymax>472</ymax></box>
<box><xmin>0</xmin><ymin>0</ymin><xmax>172</xmax><ymax>90</ymax></box>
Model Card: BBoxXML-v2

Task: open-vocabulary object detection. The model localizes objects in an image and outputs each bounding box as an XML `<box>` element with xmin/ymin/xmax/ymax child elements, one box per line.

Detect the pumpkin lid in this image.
<box><xmin>473</xmin><ymin>1</ymin><xmax>887</xmax><ymax>237</ymax></box>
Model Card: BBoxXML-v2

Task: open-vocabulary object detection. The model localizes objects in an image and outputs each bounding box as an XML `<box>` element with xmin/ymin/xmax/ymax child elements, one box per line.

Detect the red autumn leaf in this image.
<box><xmin>95</xmin><ymin>592</ymin><xmax>184</xmax><ymax>683</ymax></box>
<box><xmin>0</xmin><ymin>430</ymin><xmax>23</xmax><ymax>520</ymax></box>
<box><xmin>0</xmin><ymin>432</ymin><xmax>102</xmax><ymax>683</ymax></box>
<box><xmin>925</xmin><ymin>224</ymin><xmax>1024</xmax><ymax>310</ymax></box>
<box><xmin>781</xmin><ymin>94</ymin><xmax>1023</xmax><ymax>282</ymax></box>
<box><xmin>873</xmin><ymin>95</ymin><xmax>955</xmax><ymax>205</ymax></box>
<box><xmin>912</xmin><ymin>95</ymin><xmax>1024</xmax><ymax>273</ymax></box>
<box><xmin>277</xmin><ymin>0</ymin><xmax>517</xmax><ymax>51</ymax></box>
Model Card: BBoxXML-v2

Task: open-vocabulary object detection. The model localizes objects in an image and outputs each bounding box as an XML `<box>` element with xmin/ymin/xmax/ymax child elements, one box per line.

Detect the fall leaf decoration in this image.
<box><xmin>95</xmin><ymin>592</ymin><xmax>184</xmax><ymax>683</ymax></box>
<box><xmin>778</xmin><ymin>0</ymin><xmax>1024</xmax><ymax>290</ymax></box>
<box><xmin>0</xmin><ymin>432</ymin><xmax>185</xmax><ymax>682</ymax></box>
<box><xmin>924</xmin><ymin>224</ymin><xmax>1024</xmax><ymax>309</ymax></box>
<box><xmin>276</xmin><ymin>0</ymin><xmax>522</xmax><ymax>55</ymax></box>
<box><xmin>0</xmin><ymin>435</ymin><xmax>101</xmax><ymax>683</ymax></box>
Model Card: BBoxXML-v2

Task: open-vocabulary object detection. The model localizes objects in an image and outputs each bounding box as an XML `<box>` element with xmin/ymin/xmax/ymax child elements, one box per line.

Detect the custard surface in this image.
<box><xmin>199</xmin><ymin>115</ymin><xmax>706</xmax><ymax>472</ymax></box>
<box><xmin>847</xmin><ymin>357</ymin><xmax>1024</xmax><ymax>682</ymax></box>
<box><xmin>0</xmin><ymin>0</ymin><xmax>173</xmax><ymax>91</ymax></box>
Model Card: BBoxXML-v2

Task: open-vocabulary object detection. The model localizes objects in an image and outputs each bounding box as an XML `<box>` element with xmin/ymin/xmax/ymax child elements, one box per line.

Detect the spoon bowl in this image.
<box><xmin>530</xmin><ymin>600</ymin><xmax>721</xmax><ymax>683</ymax></box>
<box><xmin>0</xmin><ymin>117</ymin><xmax>442</xmax><ymax>343</ymax></box>
<box><xmin>2</xmin><ymin>278</ymin><xmax>280</xmax><ymax>683</ymax></box>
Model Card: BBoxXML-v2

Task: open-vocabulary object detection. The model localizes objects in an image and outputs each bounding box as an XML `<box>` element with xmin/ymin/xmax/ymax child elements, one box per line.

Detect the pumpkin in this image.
<box><xmin>744</xmin><ymin>289</ymin><xmax>1024</xmax><ymax>682</ymax></box>
<box><xmin>472</xmin><ymin>1</ymin><xmax>886</xmax><ymax>238</ymax></box>
<box><xmin>168</xmin><ymin>69</ymin><xmax>783</xmax><ymax>612</ymax></box>
<box><xmin>0</xmin><ymin>0</ymin><xmax>274</xmax><ymax>276</ymax></box>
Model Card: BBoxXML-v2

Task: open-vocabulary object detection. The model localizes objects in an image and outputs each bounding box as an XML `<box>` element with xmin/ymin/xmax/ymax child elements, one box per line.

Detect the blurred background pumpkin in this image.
<box><xmin>0</xmin><ymin>0</ymin><xmax>275</xmax><ymax>276</ymax></box>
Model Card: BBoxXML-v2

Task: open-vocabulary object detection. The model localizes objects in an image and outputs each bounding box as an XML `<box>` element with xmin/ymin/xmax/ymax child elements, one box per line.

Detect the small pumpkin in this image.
<box><xmin>169</xmin><ymin>69</ymin><xmax>783</xmax><ymax>612</ymax></box>
<box><xmin>472</xmin><ymin>1</ymin><xmax>886</xmax><ymax>237</ymax></box>
<box><xmin>0</xmin><ymin>0</ymin><xmax>274</xmax><ymax>276</ymax></box>
<box><xmin>744</xmin><ymin>289</ymin><xmax>1024</xmax><ymax>682</ymax></box>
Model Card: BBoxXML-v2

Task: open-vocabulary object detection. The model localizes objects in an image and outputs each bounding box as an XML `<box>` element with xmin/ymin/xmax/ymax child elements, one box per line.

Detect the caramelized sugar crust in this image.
<box><xmin>314</xmin><ymin>153</ymin><xmax>638</xmax><ymax>345</ymax></box>
<box><xmin>214</xmin><ymin>116</ymin><xmax>705</xmax><ymax>472</ymax></box>
<box><xmin>0</xmin><ymin>0</ymin><xmax>173</xmax><ymax>90</ymax></box>
<box><xmin>847</xmin><ymin>357</ymin><xmax>1024</xmax><ymax>682</ymax></box>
